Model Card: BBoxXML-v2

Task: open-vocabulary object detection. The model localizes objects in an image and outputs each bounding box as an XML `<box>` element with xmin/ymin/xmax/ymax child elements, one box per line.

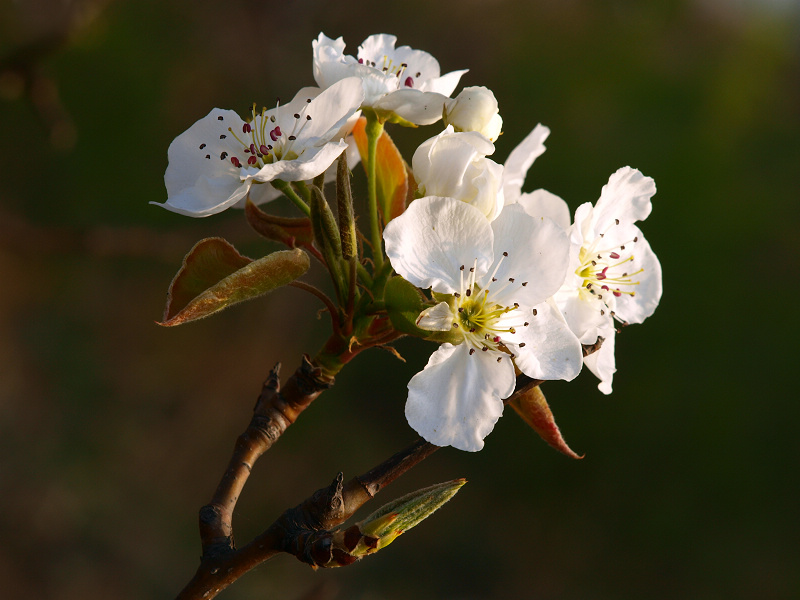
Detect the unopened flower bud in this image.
<box><xmin>444</xmin><ymin>86</ymin><xmax>503</xmax><ymax>142</ymax></box>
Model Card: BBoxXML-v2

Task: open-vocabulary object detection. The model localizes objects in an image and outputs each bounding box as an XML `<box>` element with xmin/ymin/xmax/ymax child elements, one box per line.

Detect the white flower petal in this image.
<box><xmin>424</xmin><ymin>69</ymin><xmax>469</xmax><ymax>96</ymax></box>
<box><xmin>502</xmin><ymin>124</ymin><xmax>550</xmax><ymax>204</ymax></box>
<box><xmin>296</xmin><ymin>77</ymin><xmax>364</xmax><ymax>143</ymax></box>
<box><xmin>486</xmin><ymin>205</ymin><xmax>570</xmax><ymax>307</ymax></box>
<box><xmin>508</xmin><ymin>300</ymin><xmax>583</xmax><ymax>381</ymax></box>
<box><xmin>158</xmin><ymin>108</ymin><xmax>252</xmax><ymax>216</ymax></box>
<box><xmin>373</xmin><ymin>89</ymin><xmax>451</xmax><ymax>125</ymax></box>
<box><xmin>613</xmin><ymin>231</ymin><xmax>662</xmax><ymax>325</ymax></box>
<box><xmin>406</xmin><ymin>343</ymin><xmax>515</xmax><ymax>451</ymax></box>
<box><xmin>593</xmin><ymin>167</ymin><xmax>656</xmax><ymax>230</ymax></box>
<box><xmin>384</xmin><ymin>196</ymin><xmax>494</xmax><ymax>294</ymax></box>
<box><xmin>416</xmin><ymin>301</ymin><xmax>455</xmax><ymax>331</ymax></box>
<box><xmin>554</xmin><ymin>288</ymin><xmax>609</xmax><ymax>344</ymax></box>
<box><xmin>517</xmin><ymin>189</ymin><xmax>572</xmax><ymax>230</ymax></box>
<box><xmin>584</xmin><ymin>325</ymin><xmax>616</xmax><ymax>394</ymax></box>
<box><xmin>312</xmin><ymin>33</ymin><xmax>348</xmax><ymax>88</ymax></box>
<box><xmin>153</xmin><ymin>177</ymin><xmax>251</xmax><ymax>217</ymax></box>
<box><xmin>251</xmin><ymin>140</ymin><xmax>349</xmax><ymax>184</ymax></box>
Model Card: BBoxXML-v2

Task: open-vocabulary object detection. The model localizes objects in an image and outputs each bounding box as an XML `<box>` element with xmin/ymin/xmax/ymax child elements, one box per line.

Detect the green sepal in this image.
<box><xmin>384</xmin><ymin>276</ymin><xmax>426</xmax><ymax>336</ymax></box>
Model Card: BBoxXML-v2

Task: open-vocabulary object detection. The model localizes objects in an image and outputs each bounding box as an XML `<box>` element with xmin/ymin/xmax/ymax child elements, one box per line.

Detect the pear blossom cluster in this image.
<box><xmin>157</xmin><ymin>32</ymin><xmax>662</xmax><ymax>453</ymax></box>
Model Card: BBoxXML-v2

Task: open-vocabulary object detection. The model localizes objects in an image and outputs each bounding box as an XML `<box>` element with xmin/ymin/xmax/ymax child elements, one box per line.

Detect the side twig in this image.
<box><xmin>177</xmin><ymin>340</ymin><xmax>602</xmax><ymax>599</ymax></box>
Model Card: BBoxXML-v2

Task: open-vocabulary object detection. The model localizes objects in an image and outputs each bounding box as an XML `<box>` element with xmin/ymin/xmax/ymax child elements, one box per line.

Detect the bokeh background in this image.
<box><xmin>2</xmin><ymin>0</ymin><xmax>799</xmax><ymax>598</ymax></box>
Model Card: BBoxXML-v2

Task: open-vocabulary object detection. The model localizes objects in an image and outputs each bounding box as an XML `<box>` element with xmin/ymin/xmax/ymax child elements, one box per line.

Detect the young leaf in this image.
<box><xmin>352</xmin><ymin>117</ymin><xmax>412</xmax><ymax>223</ymax></box>
<box><xmin>160</xmin><ymin>238</ymin><xmax>309</xmax><ymax>326</ymax></box>
<box><xmin>509</xmin><ymin>385</ymin><xmax>584</xmax><ymax>459</ymax></box>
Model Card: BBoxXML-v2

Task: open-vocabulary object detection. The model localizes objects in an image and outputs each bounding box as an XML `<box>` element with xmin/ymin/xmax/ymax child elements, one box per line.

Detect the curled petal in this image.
<box><xmin>502</xmin><ymin>124</ymin><xmax>550</xmax><ymax>204</ymax></box>
<box><xmin>584</xmin><ymin>325</ymin><xmax>616</xmax><ymax>394</ymax></box>
<box><xmin>406</xmin><ymin>344</ymin><xmax>515</xmax><ymax>451</ymax></box>
<box><xmin>593</xmin><ymin>167</ymin><xmax>656</xmax><ymax>229</ymax></box>
<box><xmin>154</xmin><ymin>177</ymin><xmax>251</xmax><ymax>218</ymax></box>
<box><xmin>416</xmin><ymin>301</ymin><xmax>454</xmax><ymax>332</ymax></box>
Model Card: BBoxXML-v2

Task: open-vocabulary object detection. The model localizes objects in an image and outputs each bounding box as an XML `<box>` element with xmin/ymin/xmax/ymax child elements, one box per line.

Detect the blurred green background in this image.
<box><xmin>2</xmin><ymin>0</ymin><xmax>799</xmax><ymax>598</ymax></box>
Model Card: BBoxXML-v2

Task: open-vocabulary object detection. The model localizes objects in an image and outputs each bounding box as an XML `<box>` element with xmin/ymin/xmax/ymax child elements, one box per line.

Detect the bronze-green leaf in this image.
<box><xmin>160</xmin><ymin>238</ymin><xmax>309</xmax><ymax>326</ymax></box>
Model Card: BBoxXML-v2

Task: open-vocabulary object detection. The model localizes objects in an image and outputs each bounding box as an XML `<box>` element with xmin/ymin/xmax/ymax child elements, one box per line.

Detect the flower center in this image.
<box><xmin>575</xmin><ymin>219</ymin><xmax>643</xmax><ymax>317</ymax></box>
<box><xmin>201</xmin><ymin>99</ymin><xmax>316</xmax><ymax>171</ymax></box>
<box><xmin>449</xmin><ymin>257</ymin><xmax>530</xmax><ymax>358</ymax></box>
<box><xmin>357</xmin><ymin>56</ymin><xmax>421</xmax><ymax>88</ymax></box>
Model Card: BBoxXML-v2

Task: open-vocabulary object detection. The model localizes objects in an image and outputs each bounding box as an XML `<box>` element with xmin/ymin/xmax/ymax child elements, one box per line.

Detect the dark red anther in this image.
<box><xmin>270</xmin><ymin>126</ymin><xmax>282</xmax><ymax>142</ymax></box>
<box><xmin>248</xmin><ymin>155</ymin><xmax>258</xmax><ymax>165</ymax></box>
<box><xmin>358</xmin><ymin>58</ymin><xmax>364</xmax><ymax>64</ymax></box>
<box><xmin>613</xmin><ymin>289</ymin><xmax>622</xmax><ymax>297</ymax></box>
<box><xmin>250</xmin><ymin>143</ymin><xmax>257</xmax><ymax>154</ymax></box>
<box><xmin>493</xmin><ymin>336</ymin><xmax>501</xmax><ymax>343</ymax></box>
<box><xmin>602</xmin><ymin>285</ymin><xmax>609</xmax><ymax>291</ymax></box>
<box><xmin>404</xmin><ymin>76</ymin><xmax>414</xmax><ymax>87</ymax></box>
<box><xmin>259</xmin><ymin>144</ymin><xmax>269</xmax><ymax>154</ymax></box>
<box><xmin>610</xmin><ymin>252</ymin><xmax>620</xmax><ymax>259</ymax></box>
<box><xmin>231</xmin><ymin>156</ymin><xmax>241</xmax><ymax>167</ymax></box>
<box><xmin>243</xmin><ymin>123</ymin><xmax>252</xmax><ymax>133</ymax></box>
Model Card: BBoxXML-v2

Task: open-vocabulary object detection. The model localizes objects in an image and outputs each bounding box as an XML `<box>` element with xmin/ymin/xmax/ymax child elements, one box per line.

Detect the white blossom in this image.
<box><xmin>548</xmin><ymin>167</ymin><xmax>662</xmax><ymax>393</ymax></box>
<box><xmin>154</xmin><ymin>78</ymin><xmax>364</xmax><ymax>217</ymax></box>
<box><xmin>313</xmin><ymin>33</ymin><xmax>466</xmax><ymax>125</ymax></box>
<box><xmin>384</xmin><ymin>196</ymin><xmax>582</xmax><ymax>451</ymax></box>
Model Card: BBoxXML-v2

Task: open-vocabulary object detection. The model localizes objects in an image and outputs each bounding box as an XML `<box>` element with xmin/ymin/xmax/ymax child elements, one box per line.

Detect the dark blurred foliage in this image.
<box><xmin>1</xmin><ymin>0</ymin><xmax>799</xmax><ymax>598</ymax></box>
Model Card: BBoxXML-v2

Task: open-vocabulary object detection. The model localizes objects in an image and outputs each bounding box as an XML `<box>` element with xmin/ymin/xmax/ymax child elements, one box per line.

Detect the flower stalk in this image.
<box><xmin>365</xmin><ymin>112</ymin><xmax>385</xmax><ymax>269</ymax></box>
